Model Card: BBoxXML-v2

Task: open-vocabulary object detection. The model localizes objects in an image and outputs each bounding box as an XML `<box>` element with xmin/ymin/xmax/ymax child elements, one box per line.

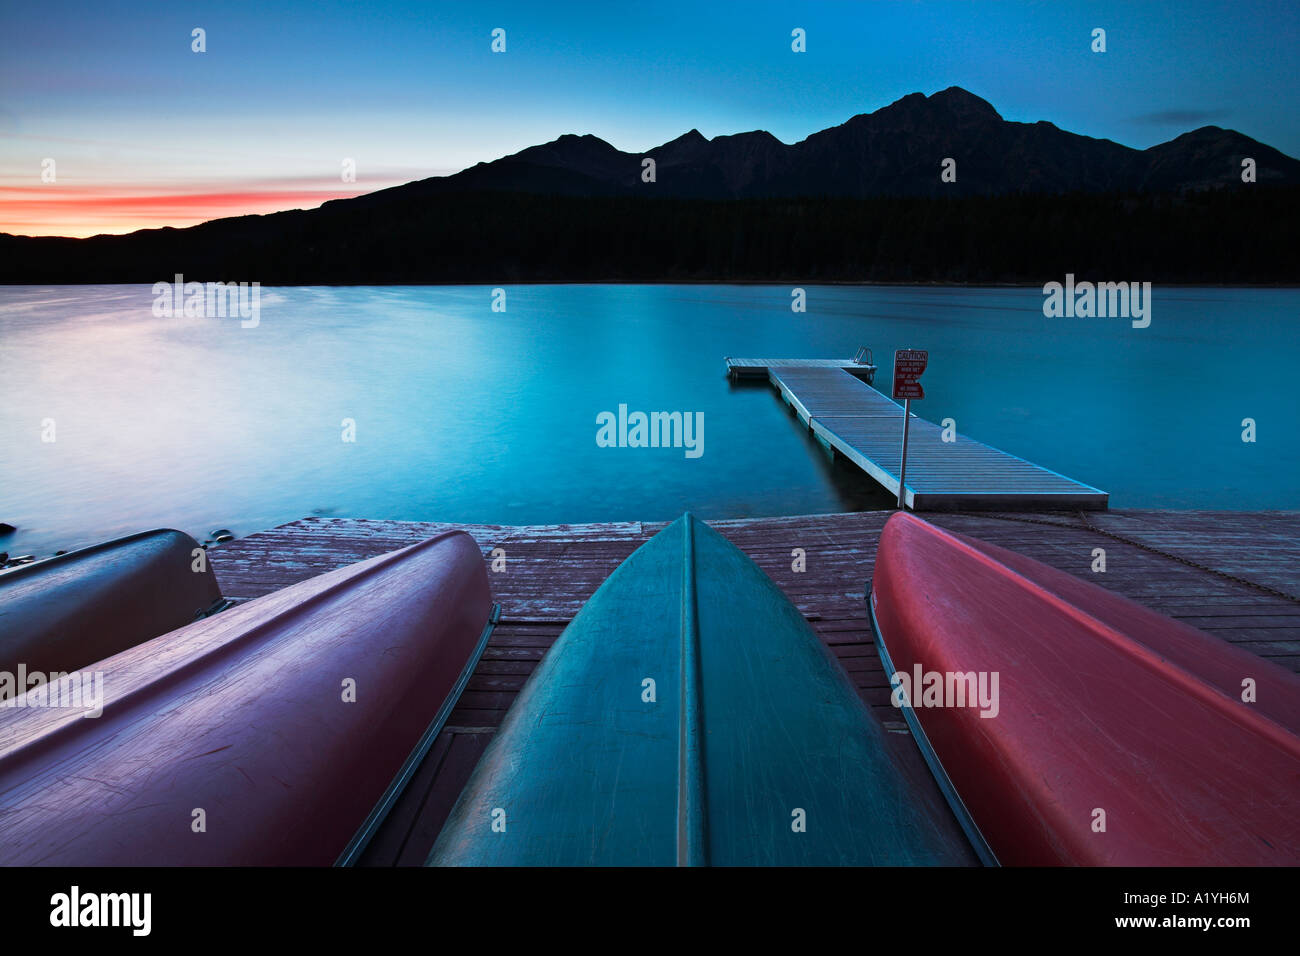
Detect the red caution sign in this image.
<box><xmin>892</xmin><ymin>349</ymin><xmax>928</xmax><ymax>400</ymax></box>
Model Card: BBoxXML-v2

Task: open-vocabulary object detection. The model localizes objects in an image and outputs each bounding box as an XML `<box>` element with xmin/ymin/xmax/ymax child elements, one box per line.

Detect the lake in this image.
<box><xmin>1</xmin><ymin>283</ymin><xmax>1296</xmax><ymax>556</ymax></box>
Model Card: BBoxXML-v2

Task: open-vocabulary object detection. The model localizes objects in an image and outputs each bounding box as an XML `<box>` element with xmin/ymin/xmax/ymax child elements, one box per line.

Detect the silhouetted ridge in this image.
<box><xmin>3</xmin><ymin>87</ymin><xmax>1298</xmax><ymax>283</ymax></box>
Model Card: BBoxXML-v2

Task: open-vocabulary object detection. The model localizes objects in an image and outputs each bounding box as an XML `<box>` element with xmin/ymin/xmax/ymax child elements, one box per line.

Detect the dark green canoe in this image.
<box><xmin>429</xmin><ymin>513</ymin><xmax>974</xmax><ymax>866</ymax></box>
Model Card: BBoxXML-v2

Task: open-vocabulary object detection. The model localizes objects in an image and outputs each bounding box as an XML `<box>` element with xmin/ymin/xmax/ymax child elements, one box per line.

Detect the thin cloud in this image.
<box><xmin>1129</xmin><ymin>109</ymin><xmax>1230</xmax><ymax>126</ymax></box>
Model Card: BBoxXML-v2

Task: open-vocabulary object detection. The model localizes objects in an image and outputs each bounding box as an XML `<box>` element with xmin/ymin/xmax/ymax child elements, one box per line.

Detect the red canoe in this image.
<box><xmin>0</xmin><ymin>530</ymin><xmax>495</xmax><ymax>866</ymax></box>
<box><xmin>1</xmin><ymin>529</ymin><xmax>225</xmax><ymax>680</ymax></box>
<box><xmin>870</xmin><ymin>512</ymin><xmax>1300</xmax><ymax>866</ymax></box>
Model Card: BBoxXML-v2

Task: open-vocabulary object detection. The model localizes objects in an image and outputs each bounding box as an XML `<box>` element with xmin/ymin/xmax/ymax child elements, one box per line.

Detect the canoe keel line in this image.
<box><xmin>676</xmin><ymin>516</ymin><xmax>707</xmax><ymax>866</ymax></box>
<box><xmin>429</xmin><ymin>513</ymin><xmax>975</xmax><ymax>866</ymax></box>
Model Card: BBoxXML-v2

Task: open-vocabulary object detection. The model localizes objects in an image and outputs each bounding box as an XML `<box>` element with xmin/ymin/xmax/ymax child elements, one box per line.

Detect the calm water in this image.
<box><xmin>1</xmin><ymin>284</ymin><xmax>1296</xmax><ymax>556</ymax></box>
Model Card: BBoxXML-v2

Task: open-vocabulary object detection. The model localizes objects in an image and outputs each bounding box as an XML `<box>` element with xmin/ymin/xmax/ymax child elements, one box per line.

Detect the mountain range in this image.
<box><xmin>3</xmin><ymin>87</ymin><xmax>1298</xmax><ymax>284</ymax></box>
<box><xmin>341</xmin><ymin>86</ymin><xmax>1300</xmax><ymax>205</ymax></box>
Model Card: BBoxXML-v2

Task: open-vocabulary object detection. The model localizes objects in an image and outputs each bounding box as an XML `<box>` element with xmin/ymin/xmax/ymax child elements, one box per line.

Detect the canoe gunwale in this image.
<box><xmin>0</xmin><ymin>527</ymin><xmax>193</xmax><ymax>580</ymax></box>
<box><xmin>0</xmin><ymin>526</ymin><xmax>230</xmax><ymax>696</ymax></box>
<box><xmin>868</xmin><ymin>591</ymin><xmax>998</xmax><ymax>867</ymax></box>
<box><xmin>196</xmin><ymin>597</ymin><xmax>238</xmax><ymax>619</ymax></box>
<box><xmin>335</xmin><ymin>601</ymin><xmax>501</xmax><ymax>867</ymax></box>
<box><xmin>871</xmin><ymin>512</ymin><xmax>1300</xmax><ymax>865</ymax></box>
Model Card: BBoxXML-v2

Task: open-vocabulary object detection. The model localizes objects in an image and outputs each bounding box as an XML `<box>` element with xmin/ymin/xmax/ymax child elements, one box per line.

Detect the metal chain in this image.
<box><xmin>973</xmin><ymin>511</ymin><xmax>1300</xmax><ymax>606</ymax></box>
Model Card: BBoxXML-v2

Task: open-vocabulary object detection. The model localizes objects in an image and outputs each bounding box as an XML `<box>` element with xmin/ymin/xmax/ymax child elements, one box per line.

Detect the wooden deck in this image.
<box><xmin>206</xmin><ymin>509</ymin><xmax>1300</xmax><ymax>866</ymax></box>
<box><xmin>768</xmin><ymin>366</ymin><xmax>1109</xmax><ymax>511</ymax></box>
<box><xmin>725</xmin><ymin>356</ymin><xmax>877</xmax><ymax>382</ymax></box>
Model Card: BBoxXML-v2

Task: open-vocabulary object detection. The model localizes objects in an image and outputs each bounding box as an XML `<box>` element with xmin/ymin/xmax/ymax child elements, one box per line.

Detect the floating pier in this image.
<box><xmin>725</xmin><ymin>355</ymin><xmax>878</xmax><ymax>383</ymax></box>
<box><xmin>208</xmin><ymin>509</ymin><xmax>1300</xmax><ymax>865</ymax></box>
<box><xmin>756</xmin><ymin>363</ymin><xmax>1108</xmax><ymax>511</ymax></box>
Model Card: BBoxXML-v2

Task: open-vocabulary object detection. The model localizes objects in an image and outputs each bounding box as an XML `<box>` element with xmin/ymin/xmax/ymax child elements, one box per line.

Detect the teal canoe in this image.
<box><xmin>429</xmin><ymin>513</ymin><xmax>974</xmax><ymax>866</ymax></box>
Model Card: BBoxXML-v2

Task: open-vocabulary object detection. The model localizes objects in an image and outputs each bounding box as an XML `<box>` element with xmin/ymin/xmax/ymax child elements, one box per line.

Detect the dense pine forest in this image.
<box><xmin>3</xmin><ymin>185</ymin><xmax>1297</xmax><ymax>285</ymax></box>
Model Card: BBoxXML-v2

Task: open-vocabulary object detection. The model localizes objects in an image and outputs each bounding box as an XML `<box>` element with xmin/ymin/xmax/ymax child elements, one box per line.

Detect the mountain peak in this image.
<box><xmin>928</xmin><ymin>86</ymin><xmax>1002</xmax><ymax>119</ymax></box>
<box><xmin>553</xmin><ymin>132</ymin><xmax>615</xmax><ymax>147</ymax></box>
<box><xmin>868</xmin><ymin>87</ymin><xmax>1001</xmax><ymax>125</ymax></box>
<box><xmin>888</xmin><ymin>92</ymin><xmax>928</xmax><ymax>109</ymax></box>
<box><xmin>667</xmin><ymin>128</ymin><xmax>708</xmax><ymax>145</ymax></box>
<box><xmin>1180</xmin><ymin>125</ymin><xmax>1235</xmax><ymax>140</ymax></box>
<box><xmin>1151</xmin><ymin>126</ymin><xmax>1261</xmax><ymax>152</ymax></box>
<box><xmin>650</xmin><ymin>127</ymin><xmax>714</xmax><ymax>165</ymax></box>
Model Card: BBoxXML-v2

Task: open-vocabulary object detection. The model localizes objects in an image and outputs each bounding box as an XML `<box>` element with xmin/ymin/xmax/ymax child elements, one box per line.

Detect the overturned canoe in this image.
<box><xmin>0</xmin><ymin>529</ymin><xmax>225</xmax><ymax>682</ymax></box>
<box><xmin>0</xmin><ymin>530</ymin><xmax>495</xmax><ymax>866</ymax></box>
<box><xmin>870</xmin><ymin>512</ymin><xmax>1300</xmax><ymax>866</ymax></box>
<box><xmin>429</xmin><ymin>513</ymin><xmax>974</xmax><ymax>866</ymax></box>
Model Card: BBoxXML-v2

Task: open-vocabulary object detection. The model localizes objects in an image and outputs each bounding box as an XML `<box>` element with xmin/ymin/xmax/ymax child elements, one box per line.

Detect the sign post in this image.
<box><xmin>891</xmin><ymin>349</ymin><xmax>928</xmax><ymax>510</ymax></box>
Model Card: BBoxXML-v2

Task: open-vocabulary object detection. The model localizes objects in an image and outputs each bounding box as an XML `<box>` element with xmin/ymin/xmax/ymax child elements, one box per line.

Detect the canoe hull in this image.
<box><xmin>0</xmin><ymin>529</ymin><xmax>223</xmax><ymax>680</ymax></box>
<box><xmin>870</xmin><ymin>512</ymin><xmax>1300</xmax><ymax>866</ymax></box>
<box><xmin>430</xmin><ymin>514</ymin><xmax>974</xmax><ymax>866</ymax></box>
<box><xmin>0</xmin><ymin>530</ymin><xmax>494</xmax><ymax>866</ymax></box>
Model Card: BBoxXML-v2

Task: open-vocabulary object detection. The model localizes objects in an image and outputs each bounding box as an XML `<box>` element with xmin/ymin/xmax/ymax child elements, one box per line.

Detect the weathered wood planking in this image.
<box><xmin>768</xmin><ymin>366</ymin><xmax>1109</xmax><ymax>511</ymax></box>
<box><xmin>206</xmin><ymin>509</ymin><xmax>1300</xmax><ymax>865</ymax></box>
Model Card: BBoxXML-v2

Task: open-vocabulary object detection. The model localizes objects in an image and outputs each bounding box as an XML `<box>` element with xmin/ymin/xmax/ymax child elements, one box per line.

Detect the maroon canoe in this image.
<box><xmin>0</xmin><ymin>529</ymin><xmax>495</xmax><ymax>866</ymax></box>
<box><xmin>0</xmin><ymin>529</ymin><xmax>225</xmax><ymax>680</ymax></box>
<box><xmin>870</xmin><ymin>512</ymin><xmax>1300</xmax><ymax>866</ymax></box>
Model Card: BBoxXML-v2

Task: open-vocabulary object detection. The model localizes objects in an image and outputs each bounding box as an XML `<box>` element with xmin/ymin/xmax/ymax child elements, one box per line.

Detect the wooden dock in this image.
<box><xmin>725</xmin><ymin>355</ymin><xmax>877</xmax><ymax>382</ymax></box>
<box><xmin>765</xmin><ymin>365</ymin><xmax>1108</xmax><ymax>511</ymax></box>
<box><xmin>207</xmin><ymin>508</ymin><xmax>1300</xmax><ymax>866</ymax></box>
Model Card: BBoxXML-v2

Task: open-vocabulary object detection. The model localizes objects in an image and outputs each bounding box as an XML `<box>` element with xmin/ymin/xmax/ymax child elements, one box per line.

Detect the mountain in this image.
<box><xmin>1136</xmin><ymin>125</ymin><xmax>1300</xmax><ymax>191</ymax></box>
<box><xmin>3</xmin><ymin>87</ymin><xmax>1298</xmax><ymax>284</ymax></box>
<box><xmin>332</xmin><ymin>87</ymin><xmax>1300</xmax><ymax>208</ymax></box>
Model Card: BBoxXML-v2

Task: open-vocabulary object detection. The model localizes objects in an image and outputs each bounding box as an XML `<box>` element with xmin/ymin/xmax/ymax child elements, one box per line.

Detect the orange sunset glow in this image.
<box><xmin>0</xmin><ymin>184</ymin><xmax>378</xmax><ymax>238</ymax></box>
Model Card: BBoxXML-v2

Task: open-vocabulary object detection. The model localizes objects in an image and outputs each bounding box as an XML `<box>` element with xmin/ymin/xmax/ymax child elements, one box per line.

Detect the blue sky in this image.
<box><xmin>2</xmin><ymin>0</ymin><xmax>1297</xmax><ymax>235</ymax></box>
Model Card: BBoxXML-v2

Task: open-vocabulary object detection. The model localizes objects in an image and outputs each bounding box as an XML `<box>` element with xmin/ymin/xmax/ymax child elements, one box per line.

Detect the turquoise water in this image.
<box><xmin>1</xmin><ymin>284</ymin><xmax>1296</xmax><ymax>556</ymax></box>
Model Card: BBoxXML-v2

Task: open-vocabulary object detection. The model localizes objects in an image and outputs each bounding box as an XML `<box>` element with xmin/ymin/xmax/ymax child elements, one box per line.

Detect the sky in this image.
<box><xmin>2</xmin><ymin>0</ymin><xmax>1297</xmax><ymax>237</ymax></box>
